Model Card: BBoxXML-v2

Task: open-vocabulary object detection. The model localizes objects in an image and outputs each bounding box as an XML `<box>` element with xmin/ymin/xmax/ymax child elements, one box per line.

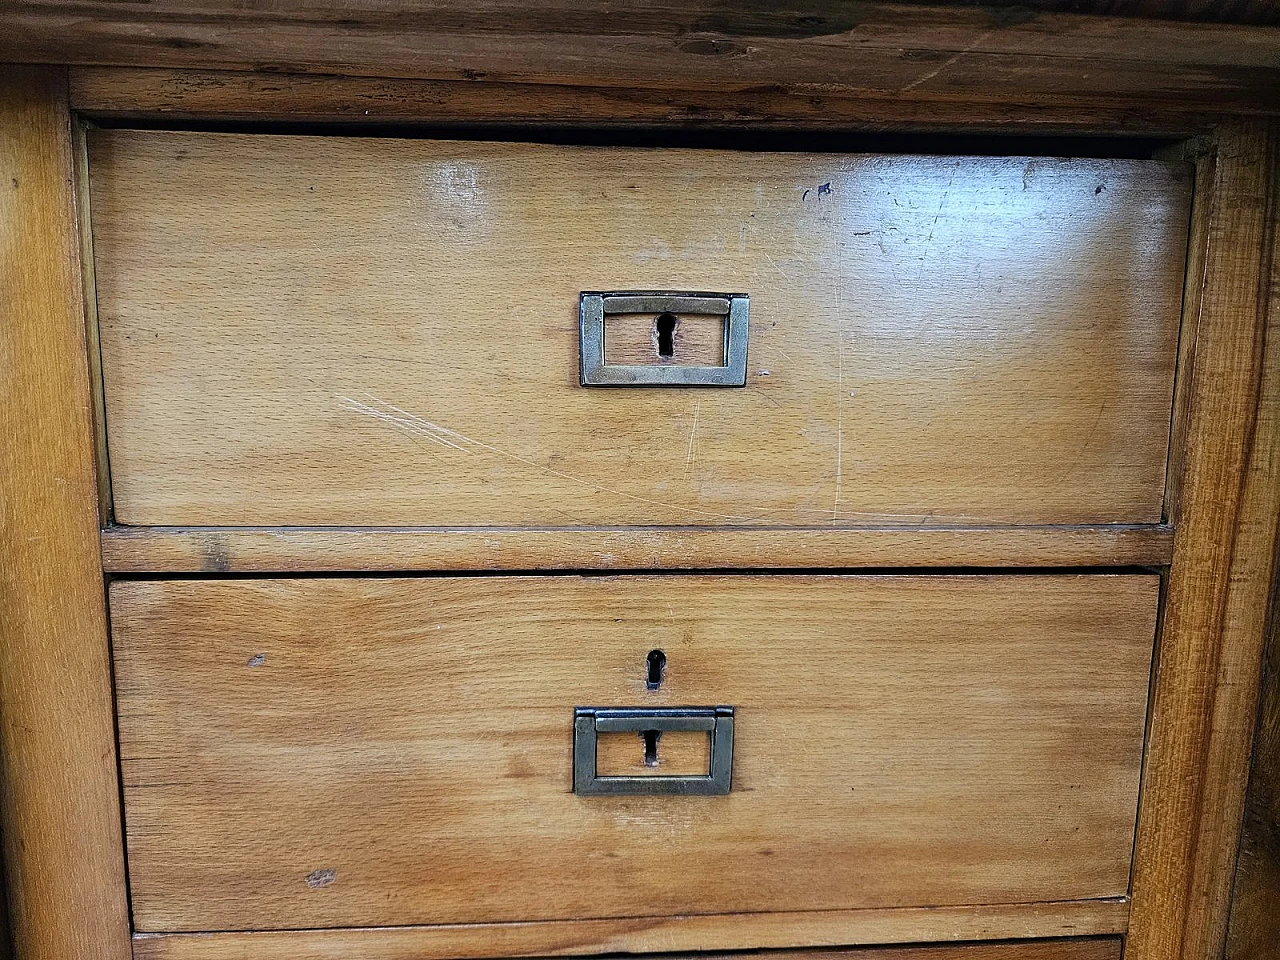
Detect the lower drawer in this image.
<box><xmin>111</xmin><ymin>574</ymin><xmax>1157</xmax><ymax>933</ymax></box>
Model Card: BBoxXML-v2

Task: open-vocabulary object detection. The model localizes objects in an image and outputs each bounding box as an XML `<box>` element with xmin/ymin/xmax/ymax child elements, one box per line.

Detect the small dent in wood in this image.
<box><xmin>246</xmin><ymin>654</ymin><xmax>265</xmax><ymax>668</ymax></box>
<box><xmin>200</xmin><ymin>536</ymin><xmax>230</xmax><ymax>573</ymax></box>
<box><xmin>676</xmin><ymin>38</ymin><xmax>746</xmax><ymax>58</ymax></box>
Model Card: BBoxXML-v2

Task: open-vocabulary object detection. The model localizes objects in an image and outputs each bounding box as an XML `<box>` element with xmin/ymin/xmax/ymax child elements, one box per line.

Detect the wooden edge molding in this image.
<box><xmin>68</xmin><ymin>67</ymin><xmax>1221</xmax><ymax>136</ymax></box>
<box><xmin>1162</xmin><ymin>140</ymin><xmax>1216</xmax><ymax>523</ymax></box>
<box><xmin>99</xmin><ymin>524</ymin><xmax>1176</xmax><ymax>574</ymax></box>
<box><xmin>130</xmin><ymin>901</ymin><xmax>1129</xmax><ymax>960</ymax></box>
<box><xmin>5</xmin><ymin>3</ymin><xmax>1278</xmax><ymax>118</ymax></box>
<box><xmin>0</xmin><ymin>66</ymin><xmax>132</xmax><ymax>960</ymax></box>
<box><xmin>1128</xmin><ymin>121</ymin><xmax>1280</xmax><ymax>960</ymax></box>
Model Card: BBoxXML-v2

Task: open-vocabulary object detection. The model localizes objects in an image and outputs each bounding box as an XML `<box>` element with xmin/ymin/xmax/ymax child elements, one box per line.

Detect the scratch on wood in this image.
<box><xmin>833</xmin><ymin>233</ymin><xmax>846</xmax><ymax>525</ymax></box>
<box><xmin>684</xmin><ymin>400</ymin><xmax>701</xmax><ymax>478</ymax></box>
<box><xmin>336</xmin><ymin>393</ymin><xmax>768</xmax><ymax>524</ymax></box>
<box><xmin>765</xmin><ymin>252</ymin><xmax>793</xmax><ymax>281</ymax></box>
<box><xmin>834</xmin><ymin>327</ymin><xmax>845</xmax><ymax>525</ymax></box>
<box><xmin>924</xmin><ymin>162</ymin><xmax>959</xmax><ymax>249</ymax></box>
<box><xmin>337</xmin><ymin>394</ymin><xmax>469</xmax><ymax>453</ymax></box>
<box><xmin>1056</xmin><ymin>401</ymin><xmax>1109</xmax><ymax>485</ymax></box>
<box><xmin>899</xmin><ymin>30</ymin><xmax>995</xmax><ymax>94</ymax></box>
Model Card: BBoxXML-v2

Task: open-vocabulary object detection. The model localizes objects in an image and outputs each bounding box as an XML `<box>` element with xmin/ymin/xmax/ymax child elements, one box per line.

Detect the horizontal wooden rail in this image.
<box><xmin>68</xmin><ymin>67</ymin><xmax>1220</xmax><ymax>135</ymax></box>
<box><xmin>100</xmin><ymin>523</ymin><xmax>1175</xmax><ymax>573</ymax></box>
<box><xmin>130</xmin><ymin>901</ymin><xmax>1129</xmax><ymax>960</ymax></box>
<box><xmin>6</xmin><ymin>2</ymin><xmax>1279</xmax><ymax>121</ymax></box>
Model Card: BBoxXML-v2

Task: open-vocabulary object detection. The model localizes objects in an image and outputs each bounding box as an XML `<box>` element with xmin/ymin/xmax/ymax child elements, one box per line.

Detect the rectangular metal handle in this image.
<box><xmin>573</xmin><ymin>706</ymin><xmax>734</xmax><ymax>796</ymax></box>
<box><xmin>579</xmin><ymin>291</ymin><xmax>749</xmax><ymax>386</ymax></box>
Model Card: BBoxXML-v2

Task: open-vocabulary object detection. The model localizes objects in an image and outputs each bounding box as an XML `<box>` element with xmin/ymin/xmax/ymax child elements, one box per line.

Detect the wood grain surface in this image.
<box><xmin>7</xmin><ymin>2</ymin><xmax>1280</xmax><ymax>118</ymax></box>
<box><xmin>98</xmin><ymin>523</ymin><xmax>1177</xmax><ymax>573</ymax></box>
<box><xmin>133</xmin><ymin>925</ymin><xmax>1128</xmax><ymax>960</ymax></box>
<box><xmin>1127</xmin><ymin>123</ymin><xmax>1280</xmax><ymax>960</ymax></box>
<box><xmin>112</xmin><ymin>574</ymin><xmax>1158</xmax><ymax>933</ymax></box>
<box><xmin>0</xmin><ymin>66</ymin><xmax>131</xmax><ymax>960</ymax></box>
<box><xmin>88</xmin><ymin>131</ymin><xmax>1190</xmax><ymax>528</ymax></box>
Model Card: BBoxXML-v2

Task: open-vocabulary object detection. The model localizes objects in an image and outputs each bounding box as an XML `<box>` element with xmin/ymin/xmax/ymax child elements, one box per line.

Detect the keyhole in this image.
<box><xmin>646</xmin><ymin>649</ymin><xmax>666</xmax><ymax>690</ymax></box>
<box><xmin>655</xmin><ymin>313</ymin><xmax>677</xmax><ymax>358</ymax></box>
<box><xmin>642</xmin><ymin>729</ymin><xmax>661</xmax><ymax>766</ymax></box>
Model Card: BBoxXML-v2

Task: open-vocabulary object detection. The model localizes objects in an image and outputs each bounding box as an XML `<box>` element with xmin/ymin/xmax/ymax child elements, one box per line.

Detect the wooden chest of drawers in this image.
<box><xmin>2</xmin><ymin>8</ymin><xmax>1279</xmax><ymax>960</ymax></box>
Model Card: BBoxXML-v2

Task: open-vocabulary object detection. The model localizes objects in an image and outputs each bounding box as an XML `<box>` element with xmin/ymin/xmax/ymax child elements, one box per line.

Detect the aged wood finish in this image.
<box><xmin>65</xmin><ymin>67</ymin><xmax>1225</xmax><ymax>136</ymax></box>
<box><xmin>98</xmin><ymin>523</ymin><xmax>1176</xmax><ymax>573</ymax></box>
<box><xmin>132</xmin><ymin>920</ymin><xmax>1129</xmax><ymax>960</ymax></box>
<box><xmin>7</xmin><ymin>3</ymin><xmax>1280</xmax><ymax>118</ymax></box>
<box><xmin>962</xmin><ymin>1</ymin><xmax>1279</xmax><ymax>24</ymax></box>
<box><xmin>0</xmin><ymin>66</ymin><xmax>131</xmax><ymax>960</ymax></box>
<box><xmin>112</xmin><ymin>574</ymin><xmax>1157</xmax><ymax>933</ymax></box>
<box><xmin>1227</xmin><ymin>589</ymin><xmax>1280</xmax><ymax>959</ymax></box>
<box><xmin>88</xmin><ymin>132</ymin><xmax>1190</xmax><ymax>528</ymax></box>
<box><xmin>1128</xmin><ymin>124</ymin><xmax>1280</xmax><ymax>960</ymax></box>
<box><xmin>1227</xmin><ymin>586</ymin><xmax>1280</xmax><ymax>958</ymax></box>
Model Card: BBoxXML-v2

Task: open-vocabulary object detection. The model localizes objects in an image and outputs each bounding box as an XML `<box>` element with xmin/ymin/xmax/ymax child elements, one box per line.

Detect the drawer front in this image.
<box><xmin>112</xmin><ymin>574</ymin><xmax>1158</xmax><ymax>932</ymax></box>
<box><xmin>89</xmin><ymin>132</ymin><xmax>1190</xmax><ymax>527</ymax></box>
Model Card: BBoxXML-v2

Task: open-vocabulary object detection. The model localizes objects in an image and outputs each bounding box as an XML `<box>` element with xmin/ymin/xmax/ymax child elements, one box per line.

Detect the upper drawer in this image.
<box><xmin>88</xmin><ymin>131</ymin><xmax>1191</xmax><ymax>527</ymax></box>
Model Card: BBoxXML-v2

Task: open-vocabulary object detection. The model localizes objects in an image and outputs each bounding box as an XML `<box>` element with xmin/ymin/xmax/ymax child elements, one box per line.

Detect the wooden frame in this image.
<box><xmin>0</xmin><ymin>66</ymin><xmax>132</xmax><ymax>960</ymax></box>
<box><xmin>1</xmin><ymin>46</ymin><xmax>1277</xmax><ymax>960</ymax></box>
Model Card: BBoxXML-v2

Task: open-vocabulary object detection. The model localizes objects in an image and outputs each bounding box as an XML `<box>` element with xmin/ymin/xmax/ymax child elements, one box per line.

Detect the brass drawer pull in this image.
<box><xmin>573</xmin><ymin>705</ymin><xmax>734</xmax><ymax>796</ymax></box>
<box><xmin>579</xmin><ymin>291</ymin><xmax>749</xmax><ymax>386</ymax></box>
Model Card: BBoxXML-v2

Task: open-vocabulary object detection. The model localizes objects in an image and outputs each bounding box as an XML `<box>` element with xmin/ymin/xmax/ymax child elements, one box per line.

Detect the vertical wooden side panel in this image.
<box><xmin>1129</xmin><ymin>121</ymin><xmax>1280</xmax><ymax>960</ymax></box>
<box><xmin>1187</xmin><ymin>122</ymin><xmax>1280</xmax><ymax>960</ymax></box>
<box><xmin>1225</xmin><ymin>141</ymin><xmax>1280</xmax><ymax>960</ymax></box>
<box><xmin>1184</xmin><ymin>120</ymin><xmax>1280</xmax><ymax>960</ymax></box>
<box><xmin>0</xmin><ymin>67</ymin><xmax>132</xmax><ymax>960</ymax></box>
